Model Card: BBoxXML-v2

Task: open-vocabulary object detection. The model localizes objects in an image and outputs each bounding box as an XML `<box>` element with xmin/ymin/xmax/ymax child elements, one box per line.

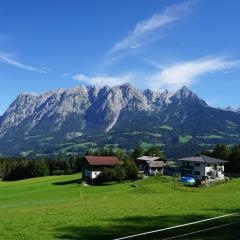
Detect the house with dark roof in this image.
<box><xmin>136</xmin><ymin>156</ymin><xmax>165</xmax><ymax>175</ymax></box>
<box><xmin>82</xmin><ymin>156</ymin><xmax>120</xmax><ymax>182</ymax></box>
<box><xmin>177</xmin><ymin>155</ymin><xmax>228</xmax><ymax>180</ymax></box>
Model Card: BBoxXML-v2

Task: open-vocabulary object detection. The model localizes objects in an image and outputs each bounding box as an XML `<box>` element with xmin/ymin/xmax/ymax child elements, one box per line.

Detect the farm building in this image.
<box><xmin>82</xmin><ymin>156</ymin><xmax>120</xmax><ymax>182</ymax></box>
<box><xmin>136</xmin><ymin>156</ymin><xmax>165</xmax><ymax>175</ymax></box>
<box><xmin>177</xmin><ymin>155</ymin><xmax>228</xmax><ymax>180</ymax></box>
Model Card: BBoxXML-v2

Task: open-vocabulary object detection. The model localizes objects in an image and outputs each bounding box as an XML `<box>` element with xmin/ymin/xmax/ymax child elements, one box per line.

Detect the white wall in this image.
<box><xmin>91</xmin><ymin>171</ymin><xmax>102</xmax><ymax>179</ymax></box>
<box><xmin>84</xmin><ymin>170</ymin><xmax>102</xmax><ymax>179</ymax></box>
<box><xmin>178</xmin><ymin>161</ymin><xmax>208</xmax><ymax>177</ymax></box>
<box><xmin>192</xmin><ymin>163</ymin><xmax>205</xmax><ymax>177</ymax></box>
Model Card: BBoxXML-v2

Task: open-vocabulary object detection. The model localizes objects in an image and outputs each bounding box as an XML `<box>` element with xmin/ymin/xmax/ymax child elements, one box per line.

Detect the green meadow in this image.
<box><xmin>0</xmin><ymin>174</ymin><xmax>240</xmax><ymax>239</ymax></box>
<box><xmin>179</xmin><ymin>135</ymin><xmax>192</xmax><ymax>143</ymax></box>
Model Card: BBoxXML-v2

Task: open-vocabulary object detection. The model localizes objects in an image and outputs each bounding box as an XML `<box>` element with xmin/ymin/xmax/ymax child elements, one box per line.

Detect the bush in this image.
<box><xmin>113</xmin><ymin>165</ymin><xmax>126</xmax><ymax>182</ymax></box>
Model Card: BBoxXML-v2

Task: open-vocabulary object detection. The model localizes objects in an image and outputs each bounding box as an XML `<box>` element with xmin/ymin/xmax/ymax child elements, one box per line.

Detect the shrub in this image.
<box><xmin>113</xmin><ymin>165</ymin><xmax>126</xmax><ymax>182</ymax></box>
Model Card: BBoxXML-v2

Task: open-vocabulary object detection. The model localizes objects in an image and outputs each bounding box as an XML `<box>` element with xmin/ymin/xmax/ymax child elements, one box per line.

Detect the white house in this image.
<box><xmin>177</xmin><ymin>155</ymin><xmax>228</xmax><ymax>180</ymax></box>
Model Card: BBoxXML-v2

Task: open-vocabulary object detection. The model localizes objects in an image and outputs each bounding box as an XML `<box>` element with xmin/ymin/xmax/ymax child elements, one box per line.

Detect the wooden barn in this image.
<box><xmin>82</xmin><ymin>156</ymin><xmax>120</xmax><ymax>182</ymax></box>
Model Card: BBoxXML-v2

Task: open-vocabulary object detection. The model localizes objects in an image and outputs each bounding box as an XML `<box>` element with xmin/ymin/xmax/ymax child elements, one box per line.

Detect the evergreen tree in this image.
<box><xmin>146</xmin><ymin>146</ymin><xmax>164</xmax><ymax>158</ymax></box>
<box><xmin>133</xmin><ymin>146</ymin><xmax>145</xmax><ymax>159</ymax></box>
<box><xmin>212</xmin><ymin>144</ymin><xmax>230</xmax><ymax>160</ymax></box>
<box><xmin>229</xmin><ymin>145</ymin><xmax>240</xmax><ymax>173</ymax></box>
<box><xmin>124</xmin><ymin>160</ymin><xmax>138</xmax><ymax>180</ymax></box>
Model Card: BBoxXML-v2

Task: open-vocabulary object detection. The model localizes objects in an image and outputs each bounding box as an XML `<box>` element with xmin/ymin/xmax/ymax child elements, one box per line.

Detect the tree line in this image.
<box><xmin>203</xmin><ymin>144</ymin><xmax>240</xmax><ymax>173</ymax></box>
<box><xmin>1</xmin><ymin>144</ymin><xmax>239</xmax><ymax>181</ymax></box>
<box><xmin>0</xmin><ymin>155</ymin><xmax>83</xmax><ymax>181</ymax></box>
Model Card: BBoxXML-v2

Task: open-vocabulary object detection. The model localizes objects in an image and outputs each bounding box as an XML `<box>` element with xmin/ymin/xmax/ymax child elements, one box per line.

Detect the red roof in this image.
<box><xmin>85</xmin><ymin>156</ymin><xmax>120</xmax><ymax>166</ymax></box>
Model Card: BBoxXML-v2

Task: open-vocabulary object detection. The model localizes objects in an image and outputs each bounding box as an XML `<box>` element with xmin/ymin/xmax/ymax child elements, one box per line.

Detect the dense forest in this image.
<box><xmin>0</xmin><ymin>155</ymin><xmax>83</xmax><ymax>181</ymax></box>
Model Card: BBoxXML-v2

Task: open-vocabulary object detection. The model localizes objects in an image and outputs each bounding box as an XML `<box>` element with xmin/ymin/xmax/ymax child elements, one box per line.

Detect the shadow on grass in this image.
<box><xmin>55</xmin><ymin>209</ymin><xmax>240</xmax><ymax>240</ymax></box>
<box><xmin>52</xmin><ymin>179</ymin><xmax>81</xmax><ymax>185</ymax></box>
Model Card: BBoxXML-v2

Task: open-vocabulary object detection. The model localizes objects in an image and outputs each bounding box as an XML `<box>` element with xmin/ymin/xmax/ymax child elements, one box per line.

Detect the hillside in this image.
<box><xmin>0</xmin><ymin>174</ymin><xmax>239</xmax><ymax>239</ymax></box>
<box><xmin>0</xmin><ymin>83</ymin><xmax>240</xmax><ymax>157</ymax></box>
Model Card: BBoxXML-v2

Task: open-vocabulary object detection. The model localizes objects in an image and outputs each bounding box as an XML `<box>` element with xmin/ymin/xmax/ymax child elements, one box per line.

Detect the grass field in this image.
<box><xmin>0</xmin><ymin>174</ymin><xmax>240</xmax><ymax>240</ymax></box>
<box><xmin>179</xmin><ymin>135</ymin><xmax>192</xmax><ymax>143</ymax></box>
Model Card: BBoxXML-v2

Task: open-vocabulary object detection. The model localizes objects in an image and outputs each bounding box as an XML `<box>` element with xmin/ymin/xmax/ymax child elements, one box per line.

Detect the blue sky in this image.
<box><xmin>1</xmin><ymin>0</ymin><xmax>240</xmax><ymax>114</ymax></box>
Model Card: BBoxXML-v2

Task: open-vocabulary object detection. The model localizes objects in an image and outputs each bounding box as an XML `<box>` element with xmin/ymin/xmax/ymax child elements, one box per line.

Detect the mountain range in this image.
<box><xmin>0</xmin><ymin>83</ymin><xmax>240</xmax><ymax>158</ymax></box>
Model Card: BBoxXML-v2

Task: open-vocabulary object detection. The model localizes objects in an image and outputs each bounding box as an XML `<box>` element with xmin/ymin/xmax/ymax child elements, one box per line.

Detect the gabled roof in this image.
<box><xmin>137</xmin><ymin>156</ymin><xmax>160</xmax><ymax>161</ymax></box>
<box><xmin>178</xmin><ymin>155</ymin><xmax>228</xmax><ymax>164</ymax></box>
<box><xmin>148</xmin><ymin>161</ymin><xmax>165</xmax><ymax>168</ymax></box>
<box><xmin>85</xmin><ymin>156</ymin><xmax>120</xmax><ymax>166</ymax></box>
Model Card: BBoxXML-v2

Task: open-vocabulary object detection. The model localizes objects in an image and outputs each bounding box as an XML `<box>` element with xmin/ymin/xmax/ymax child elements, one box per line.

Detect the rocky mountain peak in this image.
<box><xmin>119</xmin><ymin>82</ymin><xmax>133</xmax><ymax>89</ymax></box>
<box><xmin>171</xmin><ymin>85</ymin><xmax>207</xmax><ymax>106</ymax></box>
<box><xmin>1</xmin><ymin>82</ymin><xmax>240</xmax><ymax>156</ymax></box>
<box><xmin>175</xmin><ymin>86</ymin><xmax>194</xmax><ymax>98</ymax></box>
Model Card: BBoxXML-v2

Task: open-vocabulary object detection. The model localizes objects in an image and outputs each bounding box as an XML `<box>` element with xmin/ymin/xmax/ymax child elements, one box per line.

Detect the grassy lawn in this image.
<box><xmin>201</xmin><ymin>135</ymin><xmax>224</xmax><ymax>139</ymax></box>
<box><xmin>0</xmin><ymin>174</ymin><xmax>239</xmax><ymax>239</ymax></box>
<box><xmin>140</xmin><ymin>142</ymin><xmax>165</xmax><ymax>149</ymax></box>
<box><xmin>160</xmin><ymin>125</ymin><xmax>174</xmax><ymax>131</ymax></box>
<box><xmin>179</xmin><ymin>135</ymin><xmax>192</xmax><ymax>143</ymax></box>
<box><xmin>135</xmin><ymin>214</ymin><xmax>240</xmax><ymax>240</ymax></box>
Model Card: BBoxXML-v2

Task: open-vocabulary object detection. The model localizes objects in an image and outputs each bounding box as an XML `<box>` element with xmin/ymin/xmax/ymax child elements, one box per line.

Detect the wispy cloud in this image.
<box><xmin>0</xmin><ymin>52</ymin><xmax>49</xmax><ymax>73</ymax></box>
<box><xmin>107</xmin><ymin>1</ymin><xmax>197</xmax><ymax>62</ymax></box>
<box><xmin>148</xmin><ymin>57</ymin><xmax>240</xmax><ymax>91</ymax></box>
<box><xmin>73</xmin><ymin>73</ymin><xmax>133</xmax><ymax>87</ymax></box>
<box><xmin>62</xmin><ymin>72</ymin><xmax>71</xmax><ymax>78</ymax></box>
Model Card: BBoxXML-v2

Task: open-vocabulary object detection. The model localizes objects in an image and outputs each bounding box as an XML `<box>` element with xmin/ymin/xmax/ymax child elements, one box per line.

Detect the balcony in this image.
<box><xmin>182</xmin><ymin>166</ymin><xmax>193</xmax><ymax>171</ymax></box>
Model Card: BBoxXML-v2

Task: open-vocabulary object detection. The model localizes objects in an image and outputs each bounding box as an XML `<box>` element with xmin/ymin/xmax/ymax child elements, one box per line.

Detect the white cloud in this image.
<box><xmin>0</xmin><ymin>52</ymin><xmax>49</xmax><ymax>73</ymax></box>
<box><xmin>107</xmin><ymin>1</ymin><xmax>196</xmax><ymax>60</ymax></box>
<box><xmin>73</xmin><ymin>73</ymin><xmax>133</xmax><ymax>87</ymax></box>
<box><xmin>148</xmin><ymin>57</ymin><xmax>240</xmax><ymax>91</ymax></box>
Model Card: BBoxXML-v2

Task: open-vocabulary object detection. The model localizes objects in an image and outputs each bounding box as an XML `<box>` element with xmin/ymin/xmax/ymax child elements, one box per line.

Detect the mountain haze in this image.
<box><xmin>0</xmin><ymin>83</ymin><xmax>240</xmax><ymax>157</ymax></box>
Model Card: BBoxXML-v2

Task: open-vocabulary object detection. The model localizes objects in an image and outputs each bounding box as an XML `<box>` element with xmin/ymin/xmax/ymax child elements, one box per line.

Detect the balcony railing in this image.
<box><xmin>182</xmin><ymin>166</ymin><xmax>193</xmax><ymax>170</ymax></box>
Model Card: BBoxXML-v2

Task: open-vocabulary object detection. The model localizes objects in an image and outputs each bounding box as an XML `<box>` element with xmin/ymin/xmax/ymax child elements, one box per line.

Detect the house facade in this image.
<box><xmin>136</xmin><ymin>156</ymin><xmax>165</xmax><ymax>175</ymax></box>
<box><xmin>82</xmin><ymin>156</ymin><xmax>120</xmax><ymax>182</ymax></box>
<box><xmin>177</xmin><ymin>155</ymin><xmax>228</xmax><ymax>180</ymax></box>
<box><xmin>163</xmin><ymin>164</ymin><xmax>180</xmax><ymax>177</ymax></box>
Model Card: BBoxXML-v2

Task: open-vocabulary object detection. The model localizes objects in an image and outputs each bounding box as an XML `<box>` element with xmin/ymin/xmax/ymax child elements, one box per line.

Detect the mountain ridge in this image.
<box><xmin>0</xmin><ymin>83</ymin><xmax>239</xmax><ymax>158</ymax></box>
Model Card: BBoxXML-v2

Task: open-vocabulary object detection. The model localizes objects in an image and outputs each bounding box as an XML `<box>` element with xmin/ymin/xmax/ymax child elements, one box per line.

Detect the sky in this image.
<box><xmin>0</xmin><ymin>0</ymin><xmax>240</xmax><ymax>114</ymax></box>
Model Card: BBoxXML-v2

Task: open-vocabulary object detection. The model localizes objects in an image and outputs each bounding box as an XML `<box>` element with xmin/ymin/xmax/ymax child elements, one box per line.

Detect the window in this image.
<box><xmin>194</xmin><ymin>162</ymin><xmax>200</xmax><ymax>166</ymax></box>
<box><xmin>194</xmin><ymin>171</ymin><xmax>200</xmax><ymax>175</ymax></box>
